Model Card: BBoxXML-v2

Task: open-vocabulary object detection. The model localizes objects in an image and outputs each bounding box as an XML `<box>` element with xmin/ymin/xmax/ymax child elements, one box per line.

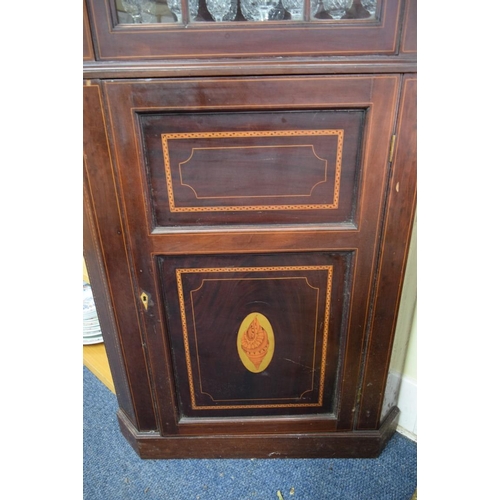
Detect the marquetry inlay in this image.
<box><xmin>162</xmin><ymin>130</ymin><xmax>344</xmax><ymax>212</ymax></box>
<box><xmin>237</xmin><ymin>313</ymin><xmax>275</xmax><ymax>374</ymax></box>
<box><xmin>175</xmin><ymin>266</ymin><xmax>333</xmax><ymax>410</ymax></box>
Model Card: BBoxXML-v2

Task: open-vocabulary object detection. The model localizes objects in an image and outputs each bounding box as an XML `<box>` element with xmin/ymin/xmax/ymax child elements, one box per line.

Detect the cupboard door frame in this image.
<box><xmin>98</xmin><ymin>75</ymin><xmax>400</xmax><ymax>440</ymax></box>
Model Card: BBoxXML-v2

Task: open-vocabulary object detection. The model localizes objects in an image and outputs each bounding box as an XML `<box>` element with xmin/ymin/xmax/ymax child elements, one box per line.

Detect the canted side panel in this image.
<box><xmin>140</xmin><ymin>110</ymin><xmax>365</xmax><ymax>226</ymax></box>
<box><xmin>157</xmin><ymin>252</ymin><xmax>352</xmax><ymax>420</ymax></box>
<box><xmin>357</xmin><ymin>76</ymin><xmax>417</xmax><ymax>430</ymax></box>
<box><xmin>83</xmin><ymin>83</ymin><xmax>158</xmax><ymax>431</ymax></box>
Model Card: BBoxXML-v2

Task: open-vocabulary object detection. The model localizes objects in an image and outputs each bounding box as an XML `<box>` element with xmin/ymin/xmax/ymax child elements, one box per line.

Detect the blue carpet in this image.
<box><xmin>83</xmin><ymin>367</ymin><xmax>417</xmax><ymax>499</ymax></box>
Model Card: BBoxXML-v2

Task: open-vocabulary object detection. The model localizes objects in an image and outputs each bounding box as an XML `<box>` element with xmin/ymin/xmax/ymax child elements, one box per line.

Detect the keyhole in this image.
<box><xmin>140</xmin><ymin>292</ymin><xmax>149</xmax><ymax>310</ymax></box>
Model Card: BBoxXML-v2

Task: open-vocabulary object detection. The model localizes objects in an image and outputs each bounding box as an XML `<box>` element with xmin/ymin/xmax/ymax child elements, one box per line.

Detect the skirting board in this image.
<box><xmin>397</xmin><ymin>374</ymin><xmax>417</xmax><ymax>440</ymax></box>
<box><xmin>384</xmin><ymin>371</ymin><xmax>417</xmax><ymax>441</ymax></box>
<box><xmin>398</xmin><ymin>375</ymin><xmax>417</xmax><ymax>441</ymax></box>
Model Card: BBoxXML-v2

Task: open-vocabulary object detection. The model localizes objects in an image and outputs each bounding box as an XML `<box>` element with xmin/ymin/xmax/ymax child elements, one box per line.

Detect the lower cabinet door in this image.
<box><xmin>160</xmin><ymin>252</ymin><xmax>348</xmax><ymax>426</ymax></box>
<box><xmin>88</xmin><ymin>75</ymin><xmax>405</xmax><ymax>456</ymax></box>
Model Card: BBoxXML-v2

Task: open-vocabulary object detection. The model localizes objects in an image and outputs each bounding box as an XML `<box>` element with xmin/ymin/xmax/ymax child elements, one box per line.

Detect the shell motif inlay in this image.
<box><xmin>237</xmin><ymin>313</ymin><xmax>275</xmax><ymax>373</ymax></box>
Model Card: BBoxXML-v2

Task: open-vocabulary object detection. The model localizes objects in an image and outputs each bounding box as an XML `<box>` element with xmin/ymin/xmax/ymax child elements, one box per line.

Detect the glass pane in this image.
<box><xmin>115</xmin><ymin>0</ymin><xmax>378</xmax><ymax>24</ymax></box>
<box><xmin>238</xmin><ymin>0</ymin><xmax>288</xmax><ymax>21</ymax></box>
<box><xmin>193</xmin><ymin>0</ymin><xmax>290</xmax><ymax>22</ymax></box>
<box><xmin>116</xmin><ymin>0</ymin><xmax>178</xmax><ymax>24</ymax></box>
<box><xmin>312</xmin><ymin>0</ymin><xmax>377</xmax><ymax>20</ymax></box>
<box><xmin>191</xmin><ymin>0</ymin><xmax>377</xmax><ymax>22</ymax></box>
<box><xmin>169</xmin><ymin>0</ymin><xmax>200</xmax><ymax>22</ymax></box>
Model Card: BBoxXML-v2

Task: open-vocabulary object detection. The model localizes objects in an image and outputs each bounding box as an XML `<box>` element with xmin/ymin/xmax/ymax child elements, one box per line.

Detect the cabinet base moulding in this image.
<box><xmin>116</xmin><ymin>407</ymin><xmax>400</xmax><ymax>459</ymax></box>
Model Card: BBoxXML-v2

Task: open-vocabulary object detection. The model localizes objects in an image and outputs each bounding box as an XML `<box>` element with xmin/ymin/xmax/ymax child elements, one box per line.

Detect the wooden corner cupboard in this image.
<box><xmin>83</xmin><ymin>0</ymin><xmax>416</xmax><ymax>459</ymax></box>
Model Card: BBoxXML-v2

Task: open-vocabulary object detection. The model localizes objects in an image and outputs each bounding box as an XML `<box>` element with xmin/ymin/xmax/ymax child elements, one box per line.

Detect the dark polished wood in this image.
<box><xmin>356</xmin><ymin>75</ymin><xmax>417</xmax><ymax>430</ymax></box>
<box><xmin>83</xmin><ymin>0</ymin><xmax>416</xmax><ymax>459</ymax></box>
<box><xmin>83</xmin><ymin>82</ymin><xmax>157</xmax><ymax>431</ymax></box>
<box><xmin>401</xmin><ymin>0</ymin><xmax>417</xmax><ymax>54</ymax></box>
<box><xmin>160</xmin><ymin>252</ymin><xmax>348</xmax><ymax>423</ymax></box>
<box><xmin>83</xmin><ymin>56</ymin><xmax>417</xmax><ymax>79</ymax></box>
<box><xmin>83</xmin><ymin>1</ymin><xmax>94</xmax><ymax>61</ymax></box>
<box><xmin>141</xmin><ymin>108</ymin><xmax>363</xmax><ymax>226</ymax></box>
<box><xmin>87</xmin><ymin>0</ymin><xmax>403</xmax><ymax>60</ymax></box>
<box><xmin>102</xmin><ymin>74</ymin><xmax>399</xmax><ymax>438</ymax></box>
<box><xmin>117</xmin><ymin>406</ymin><xmax>400</xmax><ymax>459</ymax></box>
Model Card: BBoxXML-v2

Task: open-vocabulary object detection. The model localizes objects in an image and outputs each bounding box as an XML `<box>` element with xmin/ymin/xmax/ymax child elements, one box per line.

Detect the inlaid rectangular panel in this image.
<box><xmin>158</xmin><ymin>251</ymin><xmax>353</xmax><ymax>419</ymax></box>
<box><xmin>141</xmin><ymin>110</ymin><xmax>365</xmax><ymax>226</ymax></box>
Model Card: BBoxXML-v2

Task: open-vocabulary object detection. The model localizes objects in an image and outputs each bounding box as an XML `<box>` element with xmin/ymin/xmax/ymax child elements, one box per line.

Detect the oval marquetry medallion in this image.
<box><xmin>237</xmin><ymin>313</ymin><xmax>275</xmax><ymax>373</ymax></box>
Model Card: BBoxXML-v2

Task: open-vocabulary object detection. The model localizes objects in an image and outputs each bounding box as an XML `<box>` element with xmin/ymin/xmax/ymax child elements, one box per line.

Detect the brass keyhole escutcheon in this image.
<box><xmin>140</xmin><ymin>292</ymin><xmax>149</xmax><ymax>311</ymax></box>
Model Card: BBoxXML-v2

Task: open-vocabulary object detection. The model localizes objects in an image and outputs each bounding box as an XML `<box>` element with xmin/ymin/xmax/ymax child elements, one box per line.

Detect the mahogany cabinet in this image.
<box><xmin>83</xmin><ymin>0</ymin><xmax>416</xmax><ymax>458</ymax></box>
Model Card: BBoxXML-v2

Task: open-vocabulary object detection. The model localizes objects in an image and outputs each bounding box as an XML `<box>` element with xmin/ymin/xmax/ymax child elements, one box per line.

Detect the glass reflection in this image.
<box><xmin>116</xmin><ymin>0</ymin><xmax>176</xmax><ymax>23</ymax></box>
<box><xmin>360</xmin><ymin>0</ymin><xmax>376</xmax><ymax>17</ymax></box>
<box><xmin>282</xmin><ymin>0</ymin><xmax>303</xmax><ymax>21</ymax></box>
<box><xmin>115</xmin><ymin>0</ymin><xmax>378</xmax><ymax>24</ymax></box>
<box><xmin>206</xmin><ymin>0</ymin><xmax>238</xmax><ymax>21</ymax></box>
<box><xmin>322</xmin><ymin>0</ymin><xmax>353</xmax><ymax>20</ymax></box>
<box><xmin>240</xmin><ymin>0</ymin><xmax>280</xmax><ymax>21</ymax></box>
<box><xmin>166</xmin><ymin>0</ymin><xmax>199</xmax><ymax>22</ymax></box>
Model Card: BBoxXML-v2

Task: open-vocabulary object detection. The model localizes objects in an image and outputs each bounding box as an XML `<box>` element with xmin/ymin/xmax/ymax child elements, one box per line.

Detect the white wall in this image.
<box><xmin>389</xmin><ymin>215</ymin><xmax>417</xmax><ymax>440</ymax></box>
<box><xmin>398</xmin><ymin>303</ymin><xmax>417</xmax><ymax>439</ymax></box>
